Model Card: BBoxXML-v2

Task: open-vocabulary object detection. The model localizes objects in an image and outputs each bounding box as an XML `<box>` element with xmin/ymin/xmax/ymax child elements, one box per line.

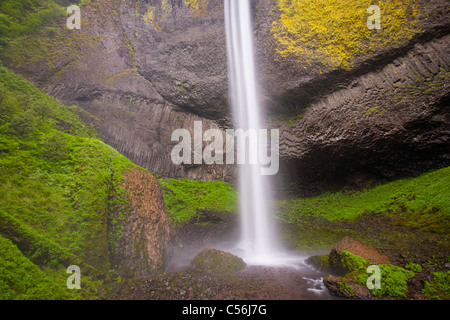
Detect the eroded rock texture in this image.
<box><xmin>273</xmin><ymin>35</ymin><xmax>450</xmax><ymax>195</ymax></box>
<box><xmin>114</xmin><ymin>167</ymin><xmax>174</xmax><ymax>276</ymax></box>
<box><xmin>1</xmin><ymin>0</ymin><xmax>448</xmax><ymax>195</ymax></box>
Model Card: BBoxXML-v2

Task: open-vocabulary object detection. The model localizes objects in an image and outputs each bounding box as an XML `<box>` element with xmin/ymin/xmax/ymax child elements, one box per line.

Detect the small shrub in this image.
<box><xmin>44</xmin><ymin>27</ymin><xmax>57</xmax><ymax>37</ymax></box>
<box><xmin>37</xmin><ymin>2</ymin><xmax>65</xmax><ymax>26</ymax></box>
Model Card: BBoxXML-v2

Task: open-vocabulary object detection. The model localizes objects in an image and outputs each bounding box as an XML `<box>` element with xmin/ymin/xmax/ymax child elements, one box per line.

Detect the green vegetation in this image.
<box><xmin>337</xmin><ymin>250</ymin><xmax>368</xmax><ymax>274</ymax></box>
<box><xmin>0</xmin><ymin>1</ymin><xmax>101</xmax><ymax>74</ymax></box>
<box><xmin>272</xmin><ymin>0</ymin><xmax>422</xmax><ymax>70</ymax></box>
<box><xmin>423</xmin><ymin>271</ymin><xmax>450</xmax><ymax>300</ymax></box>
<box><xmin>158</xmin><ymin>177</ymin><xmax>237</xmax><ymax>226</ymax></box>
<box><xmin>354</xmin><ymin>264</ymin><xmax>415</xmax><ymax>297</ymax></box>
<box><xmin>0</xmin><ymin>62</ymin><xmax>139</xmax><ymax>299</ymax></box>
<box><xmin>305</xmin><ymin>254</ymin><xmax>331</xmax><ymax>273</ymax></box>
<box><xmin>278</xmin><ymin>166</ymin><xmax>450</xmax><ymax>229</ymax></box>
<box><xmin>277</xmin><ymin>166</ymin><xmax>450</xmax><ymax>255</ymax></box>
<box><xmin>0</xmin><ymin>0</ymin><xmax>69</xmax><ymax>48</ymax></box>
<box><xmin>0</xmin><ymin>234</ymin><xmax>82</xmax><ymax>299</ymax></box>
<box><xmin>314</xmin><ymin>251</ymin><xmax>416</xmax><ymax>298</ymax></box>
<box><xmin>405</xmin><ymin>263</ymin><xmax>422</xmax><ymax>273</ymax></box>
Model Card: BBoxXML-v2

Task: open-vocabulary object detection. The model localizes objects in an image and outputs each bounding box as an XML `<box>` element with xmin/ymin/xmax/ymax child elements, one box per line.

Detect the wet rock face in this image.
<box><xmin>0</xmin><ymin>0</ymin><xmax>235</xmax><ymax>182</ymax></box>
<box><xmin>1</xmin><ymin>0</ymin><xmax>449</xmax><ymax>187</ymax></box>
<box><xmin>323</xmin><ymin>276</ymin><xmax>373</xmax><ymax>299</ymax></box>
<box><xmin>274</xmin><ymin>34</ymin><xmax>450</xmax><ymax>195</ymax></box>
<box><xmin>133</xmin><ymin>0</ymin><xmax>230</xmax><ymax>124</ymax></box>
<box><xmin>113</xmin><ymin>168</ymin><xmax>174</xmax><ymax>276</ymax></box>
<box><xmin>130</xmin><ymin>0</ymin><xmax>450</xmax><ymax>189</ymax></box>
<box><xmin>256</xmin><ymin>0</ymin><xmax>450</xmax><ymax>111</ymax></box>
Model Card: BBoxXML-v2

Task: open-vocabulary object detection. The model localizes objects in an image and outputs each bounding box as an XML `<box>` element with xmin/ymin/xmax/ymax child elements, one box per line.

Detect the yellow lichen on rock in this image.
<box><xmin>162</xmin><ymin>0</ymin><xmax>173</xmax><ymax>17</ymax></box>
<box><xmin>271</xmin><ymin>0</ymin><xmax>422</xmax><ymax>70</ymax></box>
<box><xmin>183</xmin><ymin>0</ymin><xmax>199</xmax><ymax>10</ymax></box>
<box><xmin>144</xmin><ymin>5</ymin><xmax>161</xmax><ymax>31</ymax></box>
<box><xmin>183</xmin><ymin>0</ymin><xmax>208</xmax><ymax>17</ymax></box>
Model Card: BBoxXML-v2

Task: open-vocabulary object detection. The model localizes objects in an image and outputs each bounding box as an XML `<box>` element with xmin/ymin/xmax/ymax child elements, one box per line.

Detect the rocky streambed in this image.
<box><xmin>100</xmin><ymin>232</ymin><xmax>449</xmax><ymax>300</ymax></box>
<box><xmin>101</xmin><ymin>248</ymin><xmax>336</xmax><ymax>300</ymax></box>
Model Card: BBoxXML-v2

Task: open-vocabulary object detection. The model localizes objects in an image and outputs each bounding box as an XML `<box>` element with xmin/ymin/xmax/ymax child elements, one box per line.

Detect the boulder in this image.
<box><xmin>317</xmin><ymin>238</ymin><xmax>418</xmax><ymax>299</ymax></box>
<box><xmin>329</xmin><ymin>236</ymin><xmax>390</xmax><ymax>275</ymax></box>
<box><xmin>305</xmin><ymin>254</ymin><xmax>332</xmax><ymax>273</ymax></box>
<box><xmin>324</xmin><ymin>263</ymin><xmax>415</xmax><ymax>299</ymax></box>
<box><xmin>323</xmin><ymin>276</ymin><xmax>373</xmax><ymax>299</ymax></box>
<box><xmin>113</xmin><ymin>168</ymin><xmax>174</xmax><ymax>277</ymax></box>
<box><xmin>187</xmin><ymin>248</ymin><xmax>246</xmax><ymax>276</ymax></box>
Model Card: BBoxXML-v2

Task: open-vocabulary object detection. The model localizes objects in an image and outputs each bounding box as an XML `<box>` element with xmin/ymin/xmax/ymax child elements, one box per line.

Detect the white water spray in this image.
<box><xmin>224</xmin><ymin>0</ymin><xmax>282</xmax><ymax>264</ymax></box>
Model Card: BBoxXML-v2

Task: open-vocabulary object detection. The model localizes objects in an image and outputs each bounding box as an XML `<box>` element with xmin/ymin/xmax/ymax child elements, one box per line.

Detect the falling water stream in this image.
<box><xmin>224</xmin><ymin>0</ymin><xmax>281</xmax><ymax>264</ymax></box>
<box><xmin>222</xmin><ymin>1</ymin><xmax>332</xmax><ymax>298</ymax></box>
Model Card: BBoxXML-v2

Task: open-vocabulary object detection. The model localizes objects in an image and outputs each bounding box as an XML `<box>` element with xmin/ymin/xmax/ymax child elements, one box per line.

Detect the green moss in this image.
<box><xmin>158</xmin><ymin>177</ymin><xmax>237</xmax><ymax>226</ymax></box>
<box><xmin>0</xmin><ymin>62</ymin><xmax>143</xmax><ymax>298</ymax></box>
<box><xmin>306</xmin><ymin>254</ymin><xmax>331</xmax><ymax>272</ymax></box>
<box><xmin>1</xmin><ymin>25</ymin><xmax>92</xmax><ymax>71</ymax></box>
<box><xmin>105</xmin><ymin>68</ymin><xmax>137</xmax><ymax>86</ymax></box>
<box><xmin>338</xmin><ymin>278</ymin><xmax>356</xmax><ymax>297</ymax></box>
<box><xmin>278</xmin><ymin>166</ymin><xmax>450</xmax><ymax>230</ymax></box>
<box><xmin>353</xmin><ymin>264</ymin><xmax>415</xmax><ymax>297</ymax></box>
<box><xmin>423</xmin><ymin>271</ymin><xmax>450</xmax><ymax>300</ymax></box>
<box><xmin>0</xmin><ymin>0</ymin><xmax>66</xmax><ymax>49</ymax></box>
<box><xmin>0</xmin><ymin>234</ymin><xmax>81</xmax><ymax>300</ymax></box>
<box><xmin>0</xmin><ymin>233</ymin><xmax>102</xmax><ymax>300</ymax></box>
<box><xmin>340</xmin><ymin>251</ymin><xmax>369</xmax><ymax>273</ymax></box>
<box><xmin>405</xmin><ymin>263</ymin><xmax>422</xmax><ymax>273</ymax></box>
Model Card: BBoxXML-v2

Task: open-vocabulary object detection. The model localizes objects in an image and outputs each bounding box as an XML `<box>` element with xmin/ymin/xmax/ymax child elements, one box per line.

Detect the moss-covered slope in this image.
<box><xmin>0</xmin><ymin>62</ymin><xmax>166</xmax><ymax>299</ymax></box>
<box><xmin>277</xmin><ymin>165</ymin><xmax>450</xmax><ymax>258</ymax></box>
<box><xmin>158</xmin><ymin>177</ymin><xmax>237</xmax><ymax>226</ymax></box>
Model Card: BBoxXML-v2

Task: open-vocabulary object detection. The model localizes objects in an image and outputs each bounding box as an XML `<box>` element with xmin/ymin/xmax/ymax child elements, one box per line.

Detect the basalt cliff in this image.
<box><xmin>1</xmin><ymin>0</ymin><xmax>449</xmax><ymax>196</ymax></box>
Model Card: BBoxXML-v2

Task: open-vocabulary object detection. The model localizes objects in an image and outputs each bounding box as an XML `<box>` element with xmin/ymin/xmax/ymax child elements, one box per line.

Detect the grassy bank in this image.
<box><xmin>276</xmin><ymin>166</ymin><xmax>450</xmax><ymax>255</ymax></box>
<box><xmin>156</xmin><ymin>164</ymin><xmax>449</xmax><ymax>255</ymax></box>
<box><xmin>158</xmin><ymin>178</ymin><xmax>237</xmax><ymax>226</ymax></box>
<box><xmin>278</xmin><ymin>166</ymin><xmax>449</xmax><ymax>225</ymax></box>
<box><xmin>0</xmin><ymin>62</ymin><xmax>140</xmax><ymax>299</ymax></box>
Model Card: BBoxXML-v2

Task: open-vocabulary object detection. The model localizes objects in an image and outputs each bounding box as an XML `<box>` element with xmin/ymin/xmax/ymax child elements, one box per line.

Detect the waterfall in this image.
<box><xmin>224</xmin><ymin>0</ymin><xmax>280</xmax><ymax>264</ymax></box>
